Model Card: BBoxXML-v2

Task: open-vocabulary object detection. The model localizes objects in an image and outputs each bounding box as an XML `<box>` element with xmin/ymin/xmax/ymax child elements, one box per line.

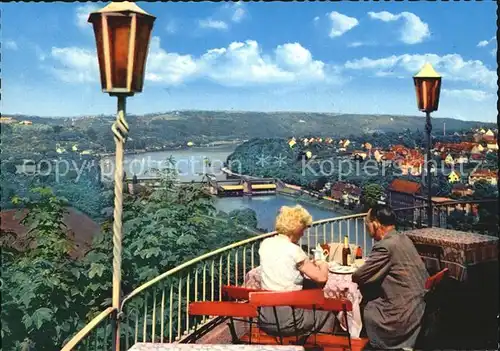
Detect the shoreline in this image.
<box><xmin>99</xmin><ymin>143</ymin><xmax>240</xmax><ymax>158</ymax></box>
<box><xmin>276</xmin><ymin>189</ymin><xmax>357</xmax><ymax>216</ymax></box>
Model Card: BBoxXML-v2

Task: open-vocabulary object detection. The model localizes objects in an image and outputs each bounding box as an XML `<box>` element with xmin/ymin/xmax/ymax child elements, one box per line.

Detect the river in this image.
<box><xmin>100</xmin><ymin>146</ymin><xmax>236</xmax><ymax>182</ymax></box>
<box><xmin>102</xmin><ymin>147</ymin><xmax>370</xmax><ymax>249</ymax></box>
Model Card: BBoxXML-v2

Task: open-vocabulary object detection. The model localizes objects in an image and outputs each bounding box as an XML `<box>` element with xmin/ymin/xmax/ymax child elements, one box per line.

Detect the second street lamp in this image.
<box><xmin>88</xmin><ymin>2</ymin><xmax>155</xmax><ymax>349</ymax></box>
<box><xmin>413</xmin><ymin>62</ymin><xmax>442</xmax><ymax>228</ymax></box>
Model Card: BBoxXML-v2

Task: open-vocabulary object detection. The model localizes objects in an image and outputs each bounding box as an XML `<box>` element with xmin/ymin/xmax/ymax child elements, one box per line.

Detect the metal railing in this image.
<box><xmin>394</xmin><ymin>199</ymin><xmax>498</xmax><ymax>235</ymax></box>
<box><xmin>61</xmin><ymin>308</ymin><xmax>116</xmax><ymax>351</ymax></box>
<box><xmin>61</xmin><ymin>213</ymin><xmax>369</xmax><ymax>350</ymax></box>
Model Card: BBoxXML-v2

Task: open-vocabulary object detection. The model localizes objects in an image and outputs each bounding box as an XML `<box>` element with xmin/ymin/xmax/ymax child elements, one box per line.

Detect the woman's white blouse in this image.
<box><xmin>259</xmin><ymin>234</ymin><xmax>308</xmax><ymax>291</ymax></box>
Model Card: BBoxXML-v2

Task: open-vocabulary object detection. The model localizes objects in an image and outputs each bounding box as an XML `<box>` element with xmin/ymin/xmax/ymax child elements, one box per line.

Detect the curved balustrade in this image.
<box><xmin>61</xmin><ymin>307</ymin><xmax>115</xmax><ymax>351</ymax></box>
<box><xmin>61</xmin><ymin>213</ymin><xmax>369</xmax><ymax>350</ymax></box>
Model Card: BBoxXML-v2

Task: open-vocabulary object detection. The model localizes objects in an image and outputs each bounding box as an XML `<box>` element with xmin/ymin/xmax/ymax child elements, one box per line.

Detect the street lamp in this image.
<box><xmin>88</xmin><ymin>2</ymin><xmax>155</xmax><ymax>348</ymax></box>
<box><xmin>413</xmin><ymin>62</ymin><xmax>442</xmax><ymax>227</ymax></box>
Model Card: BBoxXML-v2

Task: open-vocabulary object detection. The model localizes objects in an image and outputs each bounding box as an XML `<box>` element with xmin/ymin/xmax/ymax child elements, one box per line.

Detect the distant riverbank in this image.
<box><xmin>277</xmin><ymin>188</ymin><xmax>357</xmax><ymax>216</ymax></box>
<box><xmin>99</xmin><ymin>142</ymin><xmax>243</xmax><ymax>158</ymax></box>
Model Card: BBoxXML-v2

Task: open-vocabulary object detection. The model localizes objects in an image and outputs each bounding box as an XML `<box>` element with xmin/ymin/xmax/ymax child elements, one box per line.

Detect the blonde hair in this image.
<box><xmin>275</xmin><ymin>205</ymin><xmax>313</xmax><ymax>240</ymax></box>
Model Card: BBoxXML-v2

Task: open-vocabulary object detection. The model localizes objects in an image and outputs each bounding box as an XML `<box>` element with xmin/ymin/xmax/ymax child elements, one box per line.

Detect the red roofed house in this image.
<box><xmin>451</xmin><ymin>183</ymin><xmax>474</xmax><ymax>197</ymax></box>
<box><xmin>486</xmin><ymin>138</ymin><xmax>498</xmax><ymax>151</ymax></box>
<box><xmin>0</xmin><ymin>207</ymin><xmax>100</xmax><ymax>259</ymax></box>
<box><xmin>386</xmin><ymin>179</ymin><xmax>424</xmax><ymax>209</ymax></box>
<box><xmin>399</xmin><ymin>160</ymin><xmax>423</xmax><ymax>176</ymax></box>
<box><xmin>330</xmin><ymin>182</ymin><xmax>359</xmax><ymax>205</ymax></box>
<box><xmin>347</xmin><ymin>186</ymin><xmax>362</xmax><ymax>205</ymax></box>
<box><xmin>468</xmin><ymin>170</ymin><xmax>498</xmax><ymax>186</ymax></box>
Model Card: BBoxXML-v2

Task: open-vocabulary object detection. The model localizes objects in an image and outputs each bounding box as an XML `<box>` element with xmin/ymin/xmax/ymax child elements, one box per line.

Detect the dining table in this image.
<box><xmin>405</xmin><ymin>228</ymin><xmax>498</xmax><ymax>281</ymax></box>
<box><xmin>244</xmin><ymin>261</ymin><xmax>364</xmax><ymax>339</ymax></box>
<box><xmin>405</xmin><ymin>228</ymin><xmax>499</xmax><ymax>348</ymax></box>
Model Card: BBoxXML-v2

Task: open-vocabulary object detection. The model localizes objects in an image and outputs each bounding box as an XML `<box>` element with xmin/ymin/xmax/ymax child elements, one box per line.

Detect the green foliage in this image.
<box><xmin>361</xmin><ymin>183</ymin><xmax>385</xmax><ymax>210</ymax></box>
<box><xmin>431</xmin><ymin>174</ymin><xmax>452</xmax><ymax>197</ymax></box>
<box><xmin>472</xmin><ymin>180</ymin><xmax>499</xmax><ymax>235</ymax></box>
<box><xmin>2</xmin><ymin>157</ymin><xmax>260</xmax><ymax>349</ymax></box>
<box><xmin>2</xmin><ymin>188</ymin><xmax>88</xmax><ymax>350</ymax></box>
<box><xmin>227</xmin><ymin>138</ymin><xmax>325</xmax><ymax>187</ymax></box>
<box><xmin>473</xmin><ymin>179</ymin><xmax>498</xmax><ymax>200</ymax></box>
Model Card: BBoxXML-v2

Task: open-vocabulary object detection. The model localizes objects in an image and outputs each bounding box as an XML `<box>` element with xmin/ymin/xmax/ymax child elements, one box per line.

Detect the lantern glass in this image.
<box><xmin>413</xmin><ymin>77</ymin><xmax>441</xmax><ymax>113</ymax></box>
<box><xmin>131</xmin><ymin>17</ymin><xmax>154</xmax><ymax>92</ymax></box>
<box><xmin>107</xmin><ymin>14</ymin><xmax>132</xmax><ymax>89</ymax></box>
<box><xmin>92</xmin><ymin>19</ymin><xmax>106</xmax><ymax>90</ymax></box>
<box><xmin>413</xmin><ymin>63</ymin><xmax>442</xmax><ymax>113</ymax></box>
<box><xmin>88</xmin><ymin>2</ymin><xmax>155</xmax><ymax>95</ymax></box>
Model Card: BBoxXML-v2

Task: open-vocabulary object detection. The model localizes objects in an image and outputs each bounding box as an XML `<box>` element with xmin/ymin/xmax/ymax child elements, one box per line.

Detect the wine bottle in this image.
<box><xmin>342</xmin><ymin>236</ymin><xmax>351</xmax><ymax>266</ymax></box>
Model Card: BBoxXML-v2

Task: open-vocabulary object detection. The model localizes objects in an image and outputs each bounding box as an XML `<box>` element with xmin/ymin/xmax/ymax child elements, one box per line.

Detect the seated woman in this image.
<box><xmin>258</xmin><ymin>205</ymin><xmax>333</xmax><ymax>337</ymax></box>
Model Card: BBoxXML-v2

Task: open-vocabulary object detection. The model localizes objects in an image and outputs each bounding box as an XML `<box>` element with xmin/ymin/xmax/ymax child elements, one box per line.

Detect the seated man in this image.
<box><xmin>352</xmin><ymin>205</ymin><xmax>429</xmax><ymax>350</ymax></box>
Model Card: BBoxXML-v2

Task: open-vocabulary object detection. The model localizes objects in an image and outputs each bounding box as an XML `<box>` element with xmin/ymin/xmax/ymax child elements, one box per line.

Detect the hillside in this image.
<box><xmin>3</xmin><ymin>111</ymin><xmax>495</xmax><ymax>151</ymax></box>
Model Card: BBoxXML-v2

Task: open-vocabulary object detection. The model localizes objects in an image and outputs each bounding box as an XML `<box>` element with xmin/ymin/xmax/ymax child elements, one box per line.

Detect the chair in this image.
<box><xmin>295</xmin><ymin>296</ymin><xmax>353</xmax><ymax>350</ymax></box>
<box><xmin>425</xmin><ymin>268</ymin><xmax>449</xmax><ymax>290</ymax></box>
<box><xmin>249</xmin><ymin>289</ymin><xmax>326</xmax><ymax>346</ymax></box>
<box><xmin>414</xmin><ymin>243</ymin><xmax>444</xmax><ymax>275</ymax></box>
<box><xmin>223</xmin><ymin>285</ymin><xmax>263</xmax><ymax>301</ymax></box>
<box><xmin>189</xmin><ymin>301</ymin><xmax>258</xmax><ymax>344</ymax></box>
<box><xmin>415</xmin><ymin>268</ymin><xmax>449</xmax><ymax>349</ymax></box>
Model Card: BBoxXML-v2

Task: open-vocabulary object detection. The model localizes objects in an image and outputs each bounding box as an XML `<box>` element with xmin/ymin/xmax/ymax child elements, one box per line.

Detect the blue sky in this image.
<box><xmin>2</xmin><ymin>1</ymin><xmax>498</xmax><ymax>121</ymax></box>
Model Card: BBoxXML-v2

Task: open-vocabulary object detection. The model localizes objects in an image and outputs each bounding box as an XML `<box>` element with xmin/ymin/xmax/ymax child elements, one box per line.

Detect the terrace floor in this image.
<box><xmin>239</xmin><ymin>329</ymin><xmax>369</xmax><ymax>351</ymax></box>
<box><xmin>174</xmin><ymin>317</ymin><xmax>370</xmax><ymax>351</ymax></box>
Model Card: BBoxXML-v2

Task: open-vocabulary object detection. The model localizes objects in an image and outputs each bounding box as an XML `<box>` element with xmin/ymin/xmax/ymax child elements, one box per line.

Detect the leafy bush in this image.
<box><xmin>1</xmin><ymin>159</ymin><xmax>259</xmax><ymax>350</ymax></box>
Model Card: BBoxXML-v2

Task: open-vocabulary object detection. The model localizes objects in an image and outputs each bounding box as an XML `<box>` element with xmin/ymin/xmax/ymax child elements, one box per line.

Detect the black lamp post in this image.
<box><xmin>413</xmin><ymin>63</ymin><xmax>442</xmax><ymax>227</ymax></box>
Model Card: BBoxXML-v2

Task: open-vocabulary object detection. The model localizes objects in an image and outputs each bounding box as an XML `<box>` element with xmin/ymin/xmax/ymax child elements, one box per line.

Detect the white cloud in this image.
<box><xmin>368</xmin><ymin>11</ymin><xmax>430</xmax><ymax>44</ymax></box>
<box><xmin>442</xmin><ymin>89</ymin><xmax>495</xmax><ymax>102</ymax></box>
<box><xmin>145</xmin><ymin>37</ymin><xmax>198</xmax><ymax>84</ymax></box>
<box><xmin>145</xmin><ymin>37</ymin><xmax>328</xmax><ymax>86</ymax></box>
<box><xmin>491</xmin><ymin>48</ymin><xmax>496</xmax><ymax>57</ymax></box>
<box><xmin>165</xmin><ymin>20</ymin><xmax>177</xmax><ymax>34</ymax></box>
<box><xmin>198</xmin><ymin>19</ymin><xmax>228</xmax><ymax>30</ymax></box>
<box><xmin>344</xmin><ymin>53</ymin><xmax>497</xmax><ymax>89</ymax></box>
<box><xmin>198</xmin><ymin>3</ymin><xmax>246</xmax><ymax>31</ymax></box>
<box><xmin>49</xmin><ymin>47</ymin><xmax>98</xmax><ymax>83</ymax></box>
<box><xmin>47</xmin><ymin>37</ymin><xmax>332</xmax><ymax>87</ymax></box>
<box><xmin>35</xmin><ymin>45</ymin><xmax>46</xmax><ymax>61</ymax></box>
<box><xmin>231</xmin><ymin>4</ymin><xmax>246</xmax><ymax>23</ymax></box>
<box><xmin>328</xmin><ymin>12</ymin><xmax>359</xmax><ymax>38</ymax></box>
<box><xmin>76</xmin><ymin>4</ymin><xmax>100</xmax><ymax>29</ymax></box>
<box><xmin>5</xmin><ymin>40</ymin><xmax>18</xmax><ymax>50</ymax></box>
<box><xmin>477</xmin><ymin>36</ymin><xmax>496</xmax><ymax>47</ymax></box>
<box><xmin>348</xmin><ymin>42</ymin><xmax>364</xmax><ymax>48</ymax></box>
<box><xmin>477</xmin><ymin>40</ymin><xmax>489</xmax><ymax>47</ymax></box>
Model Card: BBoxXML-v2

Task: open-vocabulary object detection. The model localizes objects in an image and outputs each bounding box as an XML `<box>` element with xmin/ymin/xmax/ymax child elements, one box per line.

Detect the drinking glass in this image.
<box><xmin>350</xmin><ymin>250</ymin><xmax>356</xmax><ymax>265</ymax></box>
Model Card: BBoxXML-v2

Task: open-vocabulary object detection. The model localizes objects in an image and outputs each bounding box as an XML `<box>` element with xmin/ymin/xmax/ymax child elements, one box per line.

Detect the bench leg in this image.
<box><xmin>228</xmin><ymin>317</ymin><xmax>239</xmax><ymax>344</ymax></box>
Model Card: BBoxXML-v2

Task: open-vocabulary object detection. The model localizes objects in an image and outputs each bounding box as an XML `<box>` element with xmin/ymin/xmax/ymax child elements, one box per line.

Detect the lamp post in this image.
<box><xmin>88</xmin><ymin>2</ymin><xmax>155</xmax><ymax>349</ymax></box>
<box><xmin>413</xmin><ymin>63</ymin><xmax>442</xmax><ymax>227</ymax></box>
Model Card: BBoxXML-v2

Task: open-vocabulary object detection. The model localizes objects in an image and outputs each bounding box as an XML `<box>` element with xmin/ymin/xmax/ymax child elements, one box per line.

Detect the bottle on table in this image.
<box><xmin>355</xmin><ymin>246</ymin><xmax>363</xmax><ymax>259</ymax></box>
<box><xmin>342</xmin><ymin>235</ymin><xmax>351</xmax><ymax>266</ymax></box>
